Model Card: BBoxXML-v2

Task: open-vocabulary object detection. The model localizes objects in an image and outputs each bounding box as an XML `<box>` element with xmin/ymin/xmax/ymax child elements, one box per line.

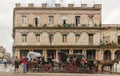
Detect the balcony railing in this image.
<box><xmin>62</xmin><ymin>24</ymin><xmax>72</xmax><ymax>27</ymax></box>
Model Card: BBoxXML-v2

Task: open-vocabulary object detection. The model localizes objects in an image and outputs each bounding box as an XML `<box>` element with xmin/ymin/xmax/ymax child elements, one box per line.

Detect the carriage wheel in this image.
<box><xmin>69</xmin><ymin>63</ymin><xmax>78</xmax><ymax>72</ymax></box>
<box><xmin>61</xmin><ymin>62</ymin><xmax>70</xmax><ymax>72</ymax></box>
<box><xmin>90</xmin><ymin>66</ymin><xmax>96</xmax><ymax>73</ymax></box>
<box><xmin>42</xmin><ymin>64</ymin><xmax>51</xmax><ymax>72</ymax></box>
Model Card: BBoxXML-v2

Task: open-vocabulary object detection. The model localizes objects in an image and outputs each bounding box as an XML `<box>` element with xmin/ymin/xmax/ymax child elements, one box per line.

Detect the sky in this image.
<box><xmin>0</xmin><ymin>0</ymin><xmax>120</xmax><ymax>55</ymax></box>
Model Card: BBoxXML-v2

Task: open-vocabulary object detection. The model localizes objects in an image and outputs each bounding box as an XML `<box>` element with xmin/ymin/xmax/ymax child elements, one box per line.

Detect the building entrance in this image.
<box><xmin>86</xmin><ymin>50</ymin><xmax>96</xmax><ymax>59</ymax></box>
<box><xmin>47</xmin><ymin>50</ymin><xmax>56</xmax><ymax>59</ymax></box>
<box><xmin>20</xmin><ymin>50</ymin><xmax>29</xmax><ymax>57</ymax></box>
<box><xmin>115</xmin><ymin>50</ymin><xmax>120</xmax><ymax>61</ymax></box>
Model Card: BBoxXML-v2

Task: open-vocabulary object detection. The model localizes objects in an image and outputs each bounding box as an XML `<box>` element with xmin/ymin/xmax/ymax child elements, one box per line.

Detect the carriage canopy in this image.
<box><xmin>27</xmin><ymin>52</ymin><xmax>42</xmax><ymax>58</ymax></box>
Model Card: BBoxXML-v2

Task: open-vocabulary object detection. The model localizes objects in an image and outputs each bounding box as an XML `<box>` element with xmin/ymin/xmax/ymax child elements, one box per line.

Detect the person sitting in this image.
<box><xmin>81</xmin><ymin>57</ymin><xmax>87</xmax><ymax>66</ymax></box>
<box><xmin>47</xmin><ymin>55</ymin><xmax>53</xmax><ymax>66</ymax></box>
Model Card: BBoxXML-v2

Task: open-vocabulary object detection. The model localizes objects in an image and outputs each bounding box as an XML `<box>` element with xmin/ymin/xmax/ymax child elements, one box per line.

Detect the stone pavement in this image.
<box><xmin>0</xmin><ymin>73</ymin><xmax>120</xmax><ymax>76</ymax></box>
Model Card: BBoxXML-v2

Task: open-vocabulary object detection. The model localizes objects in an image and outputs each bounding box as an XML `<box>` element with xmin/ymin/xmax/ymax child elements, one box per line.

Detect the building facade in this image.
<box><xmin>13</xmin><ymin>3</ymin><xmax>120</xmax><ymax>61</ymax></box>
<box><xmin>0</xmin><ymin>46</ymin><xmax>6</xmax><ymax>61</ymax></box>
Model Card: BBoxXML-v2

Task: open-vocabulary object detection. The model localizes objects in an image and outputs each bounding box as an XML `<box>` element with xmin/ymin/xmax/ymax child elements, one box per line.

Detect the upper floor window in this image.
<box><xmin>76</xmin><ymin>34</ymin><xmax>80</xmax><ymax>42</ymax></box>
<box><xmin>49</xmin><ymin>16</ymin><xmax>54</xmax><ymax>25</ymax></box>
<box><xmin>88</xmin><ymin>15</ymin><xmax>94</xmax><ymax>27</ymax></box>
<box><xmin>89</xmin><ymin>34</ymin><xmax>93</xmax><ymax>45</ymax></box>
<box><xmin>22</xmin><ymin>15</ymin><xmax>27</xmax><ymax>24</ymax></box>
<box><xmin>34</xmin><ymin>17</ymin><xmax>39</xmax><ymax>27</ymax></box>
<box><xmin>49</xmin><ymin>34</ymin><xmax>54</xmax><ymax>44</ymax></box>
<box><xmin>75</xmin><ymin>16</ymin><xmax>80</xmax><ymax>27</ymax></box>
<box><xmin>118</xmin><ymin>36</ymin><xmax>120</xmax><ymax>45</ymax></box>
<box><xmin>22</xmin><ymin>34</ymin><xmax>27</xmax><ymax>43</ymax></box>
<box><xmin>36</xmin><ymin>34</ymin><xmax>40</xmax><ymax>43</ymax></box>
<box><xmin>62</xmin><ymin>34</ymin><xmax>67</xmax><ymax>43</ymax></box>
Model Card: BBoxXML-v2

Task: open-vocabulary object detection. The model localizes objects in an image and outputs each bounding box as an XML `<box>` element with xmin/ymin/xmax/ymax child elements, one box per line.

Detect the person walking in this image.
<box><xmin>3</xmin><ymin>58</ymin><xmax>7</xmax><ymax>69</ymax></box>
<box><xmin>21</xmin><ymin>55</ymin><xmax>27</xmax><ymax>73</ymax></box>
<box><xmin>14</xmin><ymin>56</ymin><xmax>19</xmax><ymax>73</ymax></box>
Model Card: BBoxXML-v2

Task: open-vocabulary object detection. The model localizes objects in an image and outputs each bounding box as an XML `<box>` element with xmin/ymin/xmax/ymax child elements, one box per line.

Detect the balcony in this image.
<box><xmin>62</xmin><ymin>24</ymin><xmax>72</xmax><ymax>27</ymax></box>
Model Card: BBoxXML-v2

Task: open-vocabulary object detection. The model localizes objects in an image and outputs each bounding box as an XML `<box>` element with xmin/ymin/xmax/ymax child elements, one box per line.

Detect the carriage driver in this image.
<box><xmin>81</xmin><ymin>56</ymin><xmax>87</xmax><ymax>66</ymax></box>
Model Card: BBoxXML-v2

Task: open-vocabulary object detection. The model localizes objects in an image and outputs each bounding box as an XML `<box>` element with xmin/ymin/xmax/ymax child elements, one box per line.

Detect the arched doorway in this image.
<box><xmin>104</xmin><ymin>50</ymin><xmax>111</xmax><ymax>60</ymax></box>
<box><xmin>115</xmin><ymin>50</ymin><xmax>120</xmax><ymax>61</ymax></box>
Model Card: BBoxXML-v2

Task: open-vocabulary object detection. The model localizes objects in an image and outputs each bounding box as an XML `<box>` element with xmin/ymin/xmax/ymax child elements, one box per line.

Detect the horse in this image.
<box><xmin>98</xmin><ymin>59</ymin><xmax>119</xmax><ymax>73</ymax></box>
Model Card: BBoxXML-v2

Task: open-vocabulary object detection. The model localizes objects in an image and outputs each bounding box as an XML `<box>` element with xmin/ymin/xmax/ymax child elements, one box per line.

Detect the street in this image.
<box><xmin>0</xmin><ymin>64</ymin><xmax>120</xmax><ymax>76</ymax></box>
<box><xmin>0</xmin><ymin>72</ymin><xmax>120</xmax><ymax>76</ymax></box>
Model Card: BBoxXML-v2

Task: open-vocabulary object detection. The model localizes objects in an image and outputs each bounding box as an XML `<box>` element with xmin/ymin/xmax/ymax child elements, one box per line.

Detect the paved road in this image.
<box><xmin>0</xmin><ymin>64</ymin><xmax>120</xmax><ymax>76</ymax></box>
<box><xmin>0</xmin><ymin>73</ymin><xmax>120</xmax><ymax>76</ymax></box>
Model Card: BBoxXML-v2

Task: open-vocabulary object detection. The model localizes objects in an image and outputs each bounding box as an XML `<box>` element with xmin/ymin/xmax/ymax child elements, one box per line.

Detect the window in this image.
<box><xmin>88</xmin><ymin>15</ymin><xmax>94</xmax><ymax>27</ymax></box>
<box><xmin>49</xmin><ymin>34</ymin><xmax>53</xmax><ymax>44</ymax></box>
<box><xmin>75</xmin><ymin>16</ymin><xmax>80</xmax><ymax>26</ymax></box>
<box><xmin>22</xmin><ymin>15</ymin><xmax>27</xmax><ymax>24</ymax></box>
<box><xmin>63</xmin><ymin>20</ymin><xmax>66</xmax><ymax>24</ymax></box>
<box><xmin>62</xmin><ymin>34</ymin><xmax>67</xmax><ymax>43</ymax></box>
<box><xmin>22</xmin><ymin>34</ymin><xmax>27</xmax><ymax>43</ymax></box>
<box><xmin>118</xmin><ymin>36</ymin><xmax>120</xmax><ymax>45</ymax></box>
<box><xmin>76</xmin><ymin>34</ymin><xmax>80</xmax><ymax>42</ymax></box>
<box><xmin>89</xmin><ymin>34</ymin><xmax>93</xmax><ymax>45</ymax></box>
<box><xmin>49</xmin><ymin>16</ymin><xmax>54</xmax><ymax>25</ymax></box>
<box><xmin>34</xmin><ymin>17</ymin><xmax>39</xmax><ymax>27</ymax></box>
<box><xmin>36</xmin><ymin>34</ymin><xmax>40</xmax><ymax>43</ymax></box>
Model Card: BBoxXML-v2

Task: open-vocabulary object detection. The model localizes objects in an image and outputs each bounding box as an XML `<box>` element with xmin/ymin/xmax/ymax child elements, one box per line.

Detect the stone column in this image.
<box><xmin>17</xmin><ymin>49</ymin><xmax>20</xmax><ymax>59</ymax></box>
<box><xmin>100</xmin><ymin>48</ymin><xmax>104</xmax><ymax>60</ymax></box>
<box><xmin>82</xmin><ymin>49</ymin><xmax>86</xmax><ymax>55</ymax></box>
<box><xmin>69</xmin><ymin>49</ymin><xmax>73</xmax><ymax>54</ymax></box>
<box><xmin>15</xmin><ymin>49</ymin><xmax>18</xmax><ymax>57</ymax></box>
<box><xmin>56</xmin><ymin>49</ymin><xmax>60</xmax><ymax>60</ymax></box>
<box><xmin>43</xmin><ymin>49</ymin><xmax>47</xmax><ymax>61</ymax></box>
<box><xmin>111</xmin><ymin>50</ymin><xmax>115</xmax><ymax>60</ymax></box>
<box><xmin>95</xmin><ymin>50</ymin><xmax>99</xmax><ymax>60</ymax></box>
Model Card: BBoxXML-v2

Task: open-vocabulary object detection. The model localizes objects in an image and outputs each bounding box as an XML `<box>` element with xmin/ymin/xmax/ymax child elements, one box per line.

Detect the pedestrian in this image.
<box><xmin>14</xmin><ymin>56</ymin><xmax>19</xmax><ymax>73</ymax></box>
<box><xmin>3</xmin><ymin>58</ymin><xmax>7</xmax><ymax>69</ymax></box>
<box><xmin>21</xmin><ymin>55</ymin><xmax>27</xmax><ymax>73</ymax></box>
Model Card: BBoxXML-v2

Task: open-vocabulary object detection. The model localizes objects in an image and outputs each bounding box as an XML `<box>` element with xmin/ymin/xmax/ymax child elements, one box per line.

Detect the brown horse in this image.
<box><xmin>99</xmin><ymin>59</ymin><xmax>119</xmax><ymax>73</ymax></box>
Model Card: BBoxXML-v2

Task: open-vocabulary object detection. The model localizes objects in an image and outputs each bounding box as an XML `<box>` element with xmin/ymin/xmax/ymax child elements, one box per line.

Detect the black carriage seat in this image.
<box><xmin>58</xmin><ymin>51</ymin><xmax>68</xmax><ymax>63</ymax></box>
<box><xmin>87</xmin><ymin>59</ymin><xmax>94</xmax><ymax>67</ymax></box>
<box><xmin>76</xmin><ymin>53</ymin><xmax>83</xmax><ymax>66</ymax></box>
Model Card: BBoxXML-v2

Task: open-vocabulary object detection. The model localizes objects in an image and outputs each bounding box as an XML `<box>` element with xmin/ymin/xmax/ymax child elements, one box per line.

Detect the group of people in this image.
<box><xmin>14</xmin><ymin>55</ymin><xmax>27</xmax><ymax>73</ymax></box>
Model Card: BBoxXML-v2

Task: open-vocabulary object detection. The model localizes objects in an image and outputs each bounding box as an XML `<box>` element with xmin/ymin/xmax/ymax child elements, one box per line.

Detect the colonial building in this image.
<box><xmin>13</xmin><ymin>3</ymin><xmax>120</xmax><ymax>61</ymax></box>
<box><xmin>0</xmin><ymin>46</ymin><xmax>6</xmax><ymax>61</ymax></box>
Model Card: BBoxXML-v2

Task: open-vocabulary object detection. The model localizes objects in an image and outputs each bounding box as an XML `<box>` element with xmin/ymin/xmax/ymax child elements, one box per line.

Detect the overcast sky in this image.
<box><xmin>0</xmin><ymin>0</ymin><xmax>120</xmax><ymax>55</ymax></box>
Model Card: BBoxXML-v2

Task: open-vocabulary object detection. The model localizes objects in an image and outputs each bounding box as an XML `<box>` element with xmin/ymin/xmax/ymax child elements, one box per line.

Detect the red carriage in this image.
<box><xmin>58</xmin><ymin>51</ymin><xmax>98</xmax><ymax>73</ymax></box>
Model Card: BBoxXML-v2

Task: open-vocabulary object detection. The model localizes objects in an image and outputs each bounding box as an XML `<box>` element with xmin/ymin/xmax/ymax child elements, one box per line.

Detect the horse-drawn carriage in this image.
<box><xmin>27</xmin><ymin>52</ymin><xmax>52</xmax><ymax>72</ymax></box>
<box><xmin>26</xmin><ymin>51</ymin><xmax>98</xmax><ymax>73</ymax></box>
<box><xmin>58</xmin><ymin>51</ymin><xmax>98</xmax><ymax>73</ymax></box>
